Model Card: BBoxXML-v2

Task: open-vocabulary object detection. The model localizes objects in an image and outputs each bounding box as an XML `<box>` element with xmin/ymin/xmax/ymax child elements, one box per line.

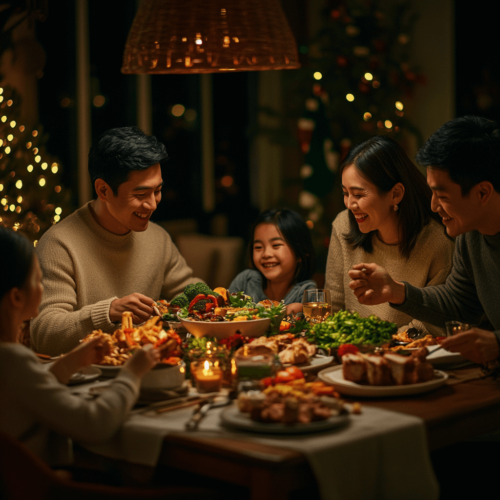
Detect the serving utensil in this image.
<box><xmin>185</xmin><ymin>396</ymin><xmax>231</xmax><ymax>431</ymax></box>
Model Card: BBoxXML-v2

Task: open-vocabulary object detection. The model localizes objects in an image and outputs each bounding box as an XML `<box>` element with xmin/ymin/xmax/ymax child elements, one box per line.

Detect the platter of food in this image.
<box><xmin>318</xmin><ymin>365</ymin><xmax>448</xmax><ymax>397</ymax></box>
<box><xmin>220</xmin><ymin>405</ymin><xmax>349</xmax><ymax>434</ymax></box>
<box><xmin>68</xmin><ymin>366</ymin><xmax>102</xmax><ymax>385</ymax></box>
<box><xmin>84</xmin><ymin>312</ymin><xmax>182</xmax><ymax>377</ymax></box>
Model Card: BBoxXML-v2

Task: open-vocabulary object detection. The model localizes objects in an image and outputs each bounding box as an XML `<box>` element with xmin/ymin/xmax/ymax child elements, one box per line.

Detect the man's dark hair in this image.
<box><xmin>88</xmin><ymin>126</ymin><xmax>168</xmax><ymax>195</ymax></box>
<box><xmin>248</xmin><ymin>208</ymin><xmax>316</xmax><ymax>283</ymax></box>
<box><xmin>0</xmin><ymin>227</ymin><xmax>34</xmax><ymax>300</ymax></box>
<box><xmin>416</xmin><ymin>115</ymin><xmax>500</xmax><ymax>195</ymax></box>
<box><xmin>341</xmin><ymin>136</ymin><xmax>442</xmax><ymax>259</ymax></box>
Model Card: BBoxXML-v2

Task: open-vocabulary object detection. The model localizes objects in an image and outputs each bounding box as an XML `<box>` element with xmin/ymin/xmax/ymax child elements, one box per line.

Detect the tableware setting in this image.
<box><xmin>68</xmin><ymin>366</ymin><xmax>102</xmax><ymax>385</ymax></box>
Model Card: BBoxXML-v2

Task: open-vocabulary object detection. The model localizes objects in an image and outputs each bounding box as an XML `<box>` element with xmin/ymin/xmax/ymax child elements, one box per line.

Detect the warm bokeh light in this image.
<box><xmin>27</xmin><ymin>165</ymin><xmax>34</xmax><ymax>172</ymax></box>
<box><xmin>363</xmin><ymin>112</ymin><xmax>372</xmax><ymax>121</ymax></box>
<box><xmin>93</xmin><ymin>95</ymin><xmax>106</xmax><ymax>107</ymax></box>
<box><xmin>10</xmin><ymin>121</ymin><xmax>16</xmax><ymax>128</ymax></box>
<box><xmin>41</xmin><ymin>162</ymin><xmax>48</xmax><ymax>170</ymax></box>
<box><xmin>313</xmin><ymin>72</ymin><xmax>323</xmax><ymax>80</ymax></box>
<box><xmin>39</xmin><ymin>178</ymin><xmax>46</xmax><ymax>187</ymax></box>
<box><xmin>395</xmin><ymin>101</ymin><xmax>404</xmax><ymax>110</ymax></box>
<box><xmin>346</xmin><ymin>94</ymin><xmax>355</xmax><ymax>102</ymax></box>
<box><xmin>15</xmin><ymin>180</ymin><xmax>22</xmax><ymax>189</ymax></box>
<box><xmin>372</xmin><ymin>81</ymin><xmax>380</xmax><ymax>88</ymax></box>
<box><xmin>17</xmin><ymin>196</ymin><xmax>22</xmax><ymax>203</ymax></box>
<box><xmin>364</xmin><ymin>72</ymin><xmax>373</xmax><ymax>81</ymax></box>
<box><xmin>55</xmin><ymin>207</ymin><xmax>62</xmax><ymax>215</ymax></box>
<box><xmin>385</xmin><ymin>120</ymin><xmax>393</xmax><ymax>129</ymax></box>
<box><xmin>35</xmin><ymin>155</ymin><xmax>41</xmax><ymax>163</ymax></box>
<box><xmin>7</xmin><ymin>134</ymin><xmax>13</xmax><ymax>141</ymax></box>
<box><xmin>171</xmin><ymin>104</ymin><xmax>185</xmax><ymax>117</ymax></box>
<box><xmin>51</xmin><ymin>165</ymin><xmax>58</xmax><ymax>174</ymax></box>
<box><xmin>306</xmin><ymin>220</ymin><xmax>314</xmax><ymax>229</ymax></box>
<box><xmin>221</xmin><ymin>175</ymin><xmax>234</xmax><ymax>187</ymax></box>
<box><xmin>32</xmin><ymin>130</ymin><xmax>38</xmax><ymax>137</ymax></box>
<box><xmin>184</xmin><ymin>109</ymin><xmax>197</xmax><ymax>122</ymax></box>
<box><xmin>4</xmin><ymin>146</ymin><xmax>11</xmax><ymax>154</ymax></box>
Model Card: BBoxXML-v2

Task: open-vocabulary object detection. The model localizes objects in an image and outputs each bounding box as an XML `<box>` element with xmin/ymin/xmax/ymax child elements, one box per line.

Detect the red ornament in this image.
<box><xmin>337</xmin><ymin>56</ymin><xmax>348</xmax><ymax>67</ymax></box>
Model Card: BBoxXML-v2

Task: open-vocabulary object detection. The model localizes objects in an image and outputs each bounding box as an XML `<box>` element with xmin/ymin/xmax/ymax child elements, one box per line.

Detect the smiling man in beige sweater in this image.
<box><xmin>31</xmin><ymin>127</ymin><xmax>199</xmax><ymax>356</ymax></box>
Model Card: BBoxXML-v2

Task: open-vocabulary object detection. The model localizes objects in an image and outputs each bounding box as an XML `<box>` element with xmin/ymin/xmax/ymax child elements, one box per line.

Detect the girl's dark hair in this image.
<box><xmin>341</xmin><ymin>136</ymin><xmax>441</xmax><ymax>259</ymax></box>
<box><xmin>0</xmin><ymin>227</ymin><xmax>34</xmax><ymax>299</ymax></box>
<box><xmin>248</xmin><ymin>208</ymin><xmax>316</xmax><ymax>283</ymax></box>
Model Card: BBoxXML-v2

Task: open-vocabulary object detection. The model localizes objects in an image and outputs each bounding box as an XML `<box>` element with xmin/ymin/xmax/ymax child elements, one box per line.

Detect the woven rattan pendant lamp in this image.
<box><xmin>121</xmin><ymin>0</ymin><xmax>300</xmax><ymax>74</ymax></box>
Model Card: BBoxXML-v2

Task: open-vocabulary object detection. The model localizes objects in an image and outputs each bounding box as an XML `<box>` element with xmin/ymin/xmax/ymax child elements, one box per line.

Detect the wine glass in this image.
<box><xmin>302</xmin><ymin>289</ymin><xmax>332</xmax><ymax>320</ymax></box>
<box><xmin>445</xmin><ymin>321</ymin><xmax>470</xmax><ymax>337</ymax></box>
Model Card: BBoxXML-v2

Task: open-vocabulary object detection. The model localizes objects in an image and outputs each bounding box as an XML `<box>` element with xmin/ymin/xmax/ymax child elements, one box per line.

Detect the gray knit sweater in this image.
<box><xmin>31</xmin><ymin>202</ymin><xmax>199</xmax><ymax>356</ymax></box>
<box><xmin>393</xmin><ymin>230</ymin><xmax>500</xmax><ymax>344</ymax></box>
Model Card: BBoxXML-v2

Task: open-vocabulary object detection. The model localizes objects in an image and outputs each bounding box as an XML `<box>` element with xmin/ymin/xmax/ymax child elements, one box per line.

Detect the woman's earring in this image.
<box><xmin>393</xmin><ymin>204</ymin><xmax>399</xmax><ymax>211</ymax></box>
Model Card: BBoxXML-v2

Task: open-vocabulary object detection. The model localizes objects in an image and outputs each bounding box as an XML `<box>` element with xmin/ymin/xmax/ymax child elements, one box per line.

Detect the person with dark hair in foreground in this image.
<box><xmin>31</xmin><ymin>127</ymin><xmax>200</xmax><ymax>356</ymax></box>
<box><xmin>348</xmin><ymin>116</ymin><xmax>500</xmax><ymax>363</ymax></box>
<box><xmin>228</xmin><ymin>208</ymin><xmax>316</xmax><ymax>314</ymax></box>
<box><xmin>0</xmin><ymin>227</ymin><xmax>162</xmax><ymax>464</ymax></box>
<box><xmin>326</xmin><ymin>136</ymin><xmax>454</xmax><ymax>336</ymax></box>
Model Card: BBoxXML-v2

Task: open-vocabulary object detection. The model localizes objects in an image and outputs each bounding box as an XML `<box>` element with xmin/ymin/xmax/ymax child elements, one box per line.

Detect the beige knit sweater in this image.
<box><xmin>31</xmin><ymin>202</ymin><xmax>199</xmax><ymax>356</ymax></box>
<box><xmin>325</xmin><ymin>210</ymin><xmax>455</xmax><ymax>336</ymax></box>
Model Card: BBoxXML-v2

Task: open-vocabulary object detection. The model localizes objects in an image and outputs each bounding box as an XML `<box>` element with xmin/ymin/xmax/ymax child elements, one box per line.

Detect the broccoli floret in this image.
<box><xmin>192</xmin><ymin>299</ymin><xmax>210</xmax><ymax>312</ymax></box>
<box><xmin>170</xmin><ymin>293</ymin><xmax>189</xmax><ymax>308</ymax></box>
<box><xmin>209</xmin><ymin>290</ymin><xmax>221</xmax><ymax>299</ymax></box>
<box><xmin>184</xmin><ymin>282</ymin><xmax>212</xmax><ymax>301</ymax></box>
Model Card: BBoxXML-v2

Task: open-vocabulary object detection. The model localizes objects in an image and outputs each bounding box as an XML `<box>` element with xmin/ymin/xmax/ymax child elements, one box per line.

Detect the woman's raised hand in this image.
<box><xmin>348</xmin><ymin>263</ymin><xmax>406</xmax><ymax>305</ymax></box>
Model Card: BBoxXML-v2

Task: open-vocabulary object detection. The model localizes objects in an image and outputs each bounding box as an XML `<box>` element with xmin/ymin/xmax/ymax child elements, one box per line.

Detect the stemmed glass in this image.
<box><xmin>302</xmin><ymin>289</ymin><xmax>332</xmax><ymax>320</ymax></box>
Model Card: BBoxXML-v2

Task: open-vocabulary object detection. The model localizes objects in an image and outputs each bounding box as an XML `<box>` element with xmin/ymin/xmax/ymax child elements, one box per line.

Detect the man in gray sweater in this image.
<box><xmin>348</xmin><ymin>116</ymin><xmax>500</xmax><ymax>363</ymax></box>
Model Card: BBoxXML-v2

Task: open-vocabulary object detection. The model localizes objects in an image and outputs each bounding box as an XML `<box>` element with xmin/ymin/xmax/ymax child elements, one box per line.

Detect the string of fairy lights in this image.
<box><xmin>312</xmin><ymin>71</ymin><xmax>405</xmax><ymax>133</ymax></box>
<box><xmin>0</xmin><ymin>86</ymin><xmax>65</xmax><ymax>246</ymax></box>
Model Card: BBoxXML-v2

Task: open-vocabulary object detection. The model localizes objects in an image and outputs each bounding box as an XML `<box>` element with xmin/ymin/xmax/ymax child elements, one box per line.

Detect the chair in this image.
<box><xmin>176</xmin><ymin>234</ymin><xmax>245</xmax><ymax>288</ymax></box>
<box><xmin>0</xmin><ymin>431</ymin><xmax>224</xmax><ymax>500</ymax></box>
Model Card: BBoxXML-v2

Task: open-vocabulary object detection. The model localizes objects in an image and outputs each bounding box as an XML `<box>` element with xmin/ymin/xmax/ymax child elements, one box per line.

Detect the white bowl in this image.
<box><xmin>141</xmin><ymin>361</ymin><xmax>185</xmax><ymax>390</ymax></box>
<box><xmin>178</xmin><ymin>316</ymin><xmax>272</xmax><ymax>339</ymax></box>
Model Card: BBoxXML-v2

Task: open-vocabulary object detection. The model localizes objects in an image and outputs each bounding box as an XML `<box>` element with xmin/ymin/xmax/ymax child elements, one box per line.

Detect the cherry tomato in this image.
<box><xmin>285</xmin><ymin>366</ymin><xmax>304</xmax><ymax>380</ymax></box>
<box><xmin>275</xmin><ymin>370</ymin><xmax>295</xmax><ymax>384</ymax></box>
<box><xmin>338</xmin><ymin>343</ymin><xmax>359</xmax><ymax>358</ymax></box>
<box><xmin>260</xmin><ymin>377</ymin><xmax>275</xmax><ymax>388</ymax></box>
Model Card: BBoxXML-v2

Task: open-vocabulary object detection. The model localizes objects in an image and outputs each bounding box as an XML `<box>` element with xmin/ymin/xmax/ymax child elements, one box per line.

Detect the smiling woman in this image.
<box><xmin>325</xmin><ymin>136</ymin><xmax>455</xmax><ymax>336</ymax></box>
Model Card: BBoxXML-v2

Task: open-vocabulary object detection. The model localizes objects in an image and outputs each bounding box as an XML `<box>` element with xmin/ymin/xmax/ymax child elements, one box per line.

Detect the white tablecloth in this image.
<box><xmin>77</xmin><ymin>382</ymin><xmax>438</xmax><ymax>500</ymax></box>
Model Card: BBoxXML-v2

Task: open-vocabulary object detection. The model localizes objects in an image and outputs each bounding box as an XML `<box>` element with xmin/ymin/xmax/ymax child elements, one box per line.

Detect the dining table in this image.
<box><xmin>74</xmin><ymin>362</ymin><xmax>500</xmax><ymax>500</ymax></box>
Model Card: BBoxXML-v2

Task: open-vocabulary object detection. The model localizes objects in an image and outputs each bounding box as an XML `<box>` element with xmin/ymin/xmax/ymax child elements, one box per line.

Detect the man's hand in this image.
<box><xmin>441</xmin><ymin>328</ymin><xmax>500</xmax><ymax>364</ymax></box>
<box><xmin>110</xmin><ymin>293</ymin><xmax>155</xmax><ymax>324</ymax></box>
<box><xmin>348</xmin><ymin>263</ymin><xmax>406</xmax><ymax>305</ymax></box>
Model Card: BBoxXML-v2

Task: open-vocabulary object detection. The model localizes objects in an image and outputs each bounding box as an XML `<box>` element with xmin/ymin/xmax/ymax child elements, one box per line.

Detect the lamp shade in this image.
<box><xmin>121</xmin><ymin>0</ymin><xmax>300</xmax><ymax>74</ymax></box>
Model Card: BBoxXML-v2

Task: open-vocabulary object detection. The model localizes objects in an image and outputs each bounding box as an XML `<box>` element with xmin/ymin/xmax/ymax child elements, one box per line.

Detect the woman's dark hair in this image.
<box><xmin>0</xmin><ymin>227</ymin><xmax>34</xmax><ymax>299</ymax></box>
<box><xmin>88</xmin><ymin>126</ymin><xmax>168</xmax><ymax>196</ymax></box>
<box><xmin>416</xmin><ymin>115</ymin><xmax>500</xmax><ymax>195</ymax></box>
<box><xmin>341</xmin><ymin>136</ymin><xmax>441</xmax><ymax>259</ymax></box>
<box><xmin>248</xmin><ymin>208</ymin><xmax>316</xmax><ymax>283</ymax></box>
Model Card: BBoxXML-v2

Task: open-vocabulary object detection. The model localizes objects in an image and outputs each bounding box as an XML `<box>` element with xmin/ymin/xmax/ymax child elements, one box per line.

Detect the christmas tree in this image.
<box><xmin>293</xmin><ymin>0</ymin><xmax>424</xmax><ymax>269</ymax></box>
<box><xmin>0</xmin><ymin>85</ymin><xmax>72</xmax><ymax>244</ymax></box>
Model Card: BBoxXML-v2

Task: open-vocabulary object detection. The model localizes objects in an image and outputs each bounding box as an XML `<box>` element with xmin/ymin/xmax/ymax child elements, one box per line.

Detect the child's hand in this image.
<box><xmin>50</xmin><ymin>335</ymin><xmax>111</xmax><ymax>384</ymax></box>
<box><xmin>124</xmin><ymin>344</ymin><xmax>160</xmax><ymax>378</ymax></box>
<box><xmin>286</xmin><ymin>303</ymin><xmax>303</xmax><ymax>315</ymax></box>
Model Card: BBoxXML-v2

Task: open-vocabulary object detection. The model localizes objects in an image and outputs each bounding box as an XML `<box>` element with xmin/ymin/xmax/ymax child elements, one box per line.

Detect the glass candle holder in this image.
<box><xmin>191</xmin><ymin>359</ymin><xmax>223</xmax><ymax>393</ymax></box>
<box><xmin>234</xmin><ymin>352</ymin><xmax>274</xmax><ymax>381</ymax></box>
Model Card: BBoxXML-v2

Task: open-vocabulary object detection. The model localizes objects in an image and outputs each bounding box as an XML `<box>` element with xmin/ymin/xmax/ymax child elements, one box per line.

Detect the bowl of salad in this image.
<box><xmin>171</xmin><ymin>283</ymin><xmax>285</xmax><ymax>339</ymax></box>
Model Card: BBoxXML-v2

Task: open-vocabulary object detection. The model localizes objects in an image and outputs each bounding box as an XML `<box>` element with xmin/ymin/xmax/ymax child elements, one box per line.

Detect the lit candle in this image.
<box><xmin>194</xmin><ymin>360</ymin><xmax>222</xmax><ymax>393</ymax></box>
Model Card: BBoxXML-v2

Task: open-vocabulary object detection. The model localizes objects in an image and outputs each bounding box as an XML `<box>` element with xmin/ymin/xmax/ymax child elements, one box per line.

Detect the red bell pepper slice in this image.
<box><xmin>188</xmin><ymin>294</ymin><xmax>207</xmax><ymax>312</ymax></box>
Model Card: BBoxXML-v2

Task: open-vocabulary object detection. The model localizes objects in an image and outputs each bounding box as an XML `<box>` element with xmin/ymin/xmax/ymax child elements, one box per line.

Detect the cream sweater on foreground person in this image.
<box><xmin>0</xmin><ymin>342</ymin><xmax>139</xmax><ymax>465</ymax></box>
<box><xmin>31</xmin><ymin>202</ymin><xmax>199</xmax><ymax>356</ymax></box>
<box><xmin>325</xmin><ymin>210</ymin><xmax>455</xmax><ymax>336</ymax></box>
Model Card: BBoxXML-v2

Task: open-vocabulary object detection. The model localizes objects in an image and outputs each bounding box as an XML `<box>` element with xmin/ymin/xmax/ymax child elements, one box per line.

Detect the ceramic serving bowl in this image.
<box><xmin>140</xmin><ymin>360</ymin><xmax>186</xmax><ymax>390</ymax></box>
<box><xmin>178</xmin><ymin>316</ymin><xmax>272</xmax><ymax>339</ymax></box>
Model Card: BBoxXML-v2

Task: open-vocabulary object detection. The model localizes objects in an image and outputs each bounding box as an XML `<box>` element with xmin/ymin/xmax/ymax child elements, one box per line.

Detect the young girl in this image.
<box><xmin>0</xmin><ymin>227</ymin><xmax>162</xmax><ymax>466</ymax></box>
<box><xmin>229</xmin><ymin>209</ymin><xmax>316</xmax><ymax>313</ymax></box>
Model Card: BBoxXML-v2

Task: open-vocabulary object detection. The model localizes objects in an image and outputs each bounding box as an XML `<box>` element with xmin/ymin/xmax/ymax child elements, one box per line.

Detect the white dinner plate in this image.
<box><xmin>220</xmin><ymin>404</ymin><xmax>349</xmax><ymax>434</ymax></box>
<box><xmin>284</xmin><ymin>354</ymin><xmax>335</xmax><ymax>373</ymax></box>
<box><xmin>318</xmin><ymin>365</ymin><xmax>448</xmax><ymax>397</ymax></box>
<box><xmin>68</xmin><ymin>366</ymin><xmax>102</xmax><ymax>385</ymax></box>
<box><xmin>426</xmin><ymin>345</ymin><xmax>468</xmax><ymax>366</ymax></box>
